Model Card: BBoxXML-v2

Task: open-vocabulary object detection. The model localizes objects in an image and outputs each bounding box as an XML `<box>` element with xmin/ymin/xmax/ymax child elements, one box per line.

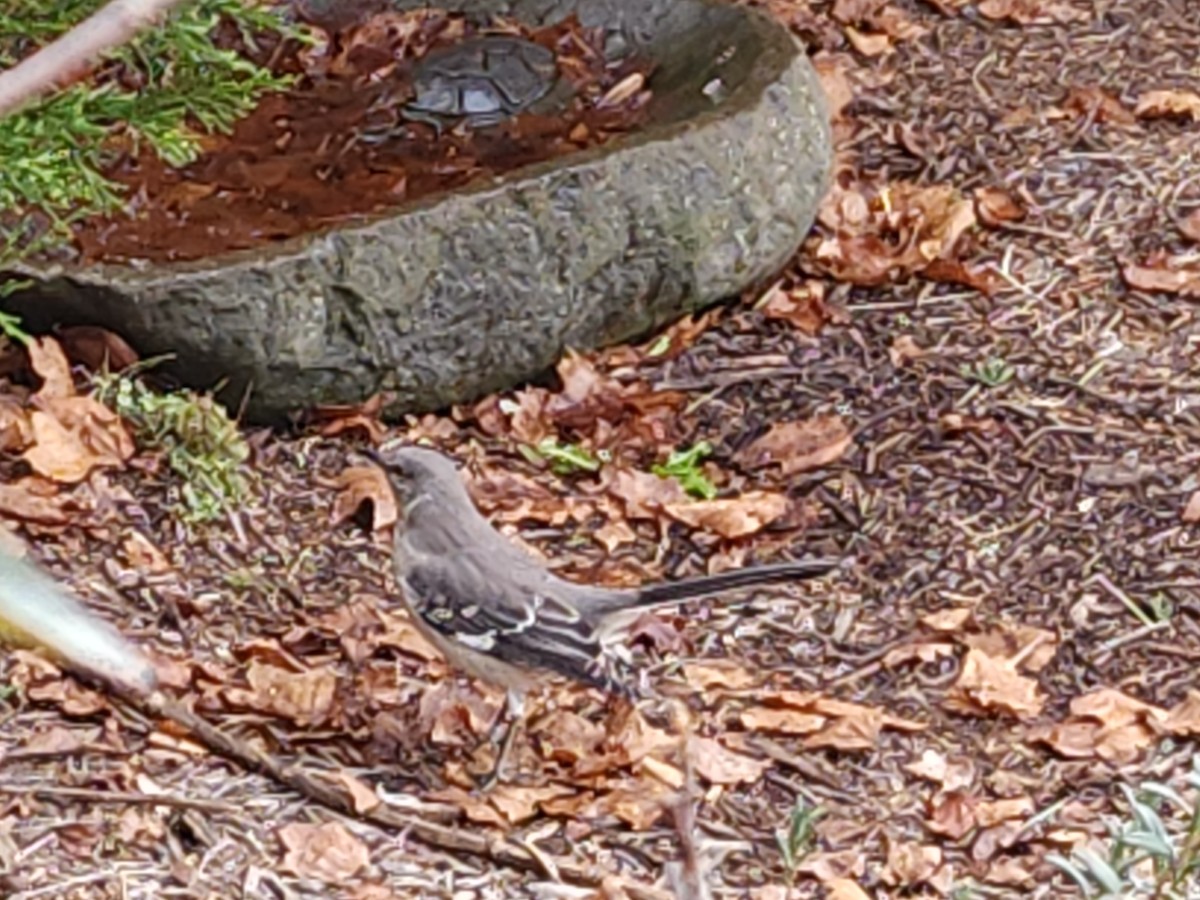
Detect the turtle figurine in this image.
<box><xmin>401</xmin><ymin>35</ymin><xmax>560</xmax><ymax>132</ymax></box>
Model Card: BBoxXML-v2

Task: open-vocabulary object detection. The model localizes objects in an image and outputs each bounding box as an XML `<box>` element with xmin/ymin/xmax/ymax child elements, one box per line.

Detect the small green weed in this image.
<box><xmin>652</xmin><ymin>441</ymin><xmax>717</xmax><ymax>499</ymax></box>
<box><xmin>1046</xmin><ymin>758</ymin><xmax>1200</xmax><ymax>898</ymax></box>
<box><xmin>95</xmin><ymin>373</ymin><xmax>250</xmax><ymax>524</ymax></box>
<box><xmin>963</xmin><ymin>356</ymin><xmax>1014</xmax><ymax>388</ymax></box>
<box><xmin>776</xmin><ymin>796</ymin><xmax>824</xmax><ymax>887</ymax></box>
<box><xmin>531</xmin><ymin>438</ymin><xmax>605</xmax><ymax>474</ymax></box>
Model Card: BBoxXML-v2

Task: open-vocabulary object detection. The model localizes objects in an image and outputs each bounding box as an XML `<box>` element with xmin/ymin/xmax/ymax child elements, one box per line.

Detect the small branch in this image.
<box><xmin>0</xmin><ymin>0</ymin><xmax>189</xmax><ymax>119</ymax></box>
<box><xmin>0</xmin><ymin>784</ymin><xmax>239</xmax><ymax>814</ymax></box>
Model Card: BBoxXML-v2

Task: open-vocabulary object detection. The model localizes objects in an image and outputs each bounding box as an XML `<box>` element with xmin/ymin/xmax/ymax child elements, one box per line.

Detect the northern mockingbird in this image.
<box><xmin>364</xmin><ymin>444</ymin><xmax>836</xmax><ymax>783</ymax></box>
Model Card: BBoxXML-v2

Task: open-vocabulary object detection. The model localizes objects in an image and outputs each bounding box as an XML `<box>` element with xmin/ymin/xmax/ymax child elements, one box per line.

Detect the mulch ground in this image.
<box><xmin>4</xmin><ymin>0</ymin><xmax>1200</xmax><ymax>897</ymax></box>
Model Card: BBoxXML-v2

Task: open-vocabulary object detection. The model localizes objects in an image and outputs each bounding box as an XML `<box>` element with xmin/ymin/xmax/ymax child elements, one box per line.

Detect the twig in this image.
<box><xmin>0</xmin><ymin>0</ymin><xmax>189</xmax><ymax>119</ymax></box>
<box><xmin>666</xmin><ymin>703</ymin><xmax>711</xmax><ymax>900</ymax></box>
<box><xmin>0</xmin><ymin>784</ymin><xmax>239</xmax><ymax>814</ymax></box>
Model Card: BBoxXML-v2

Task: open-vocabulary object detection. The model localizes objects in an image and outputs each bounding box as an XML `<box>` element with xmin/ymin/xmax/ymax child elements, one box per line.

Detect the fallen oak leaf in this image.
<box><xmin>1123</xmin><ymin>254</ymin><xmax>1200</xmax><ymax>296</ymax></box>
<box><xmin>24</xmin><ymin>403</ymin><xmax>134</xmax><ymax>484</ymax></box>
<box><xmin>1062</xmin><ymin>85</ymin><xmax>1137</xmax><ymax>126</ymax></box>
<box><xmin>1030</xmin><ymin>688</ymin><xmax>1165</xmax><ymax>763</ymax></box>
<box><xmin>662</xmin><ymin>491</ymin><xmax>789</xmax><ymax>538</ymax></box>
<box><xmin>1136</xmin><ymin>89</ymin><xmax>1200</xmax><ymax>122</ymax></box>
<box><xmin>26</xmin><ymin>336</ymin><xmax>75</xmax><ymax>401</ymax></box>
<box><xmin>332</xmin><ymin>465</ymin><xmax>398</xmax><ymax>530</ymax></box>
<box><xmin>0</xmin><ymin>478</ymin><xmax>72</xmax><ymax>525</ymax></box>
<box><xmin>739</xmin><ymin>415</ymin><xmax>852</xmax><ymax>475</ymax></box>
<box><xmin>223</xmin><ymin>661</ymin><xmax>337</xmax><ymax>727</ymax></box>
<box><xmin>945</xmin><ymin>648</ymin><xmax>1045</xmax><ymax>719</ymax></box>
<box><xmin>279</xmin><ymin>822</ymin><xmax>370</xmax><ymax>882</ymax></box>
<box><xmin>56</xmin><ymin>326</ymin><xmax>139</xmax><ymax>373</ymax></box>
<box><xmin>688</xmin><ymin>736</ymin><xmax>771</xmax><ymax>785</ymax></box>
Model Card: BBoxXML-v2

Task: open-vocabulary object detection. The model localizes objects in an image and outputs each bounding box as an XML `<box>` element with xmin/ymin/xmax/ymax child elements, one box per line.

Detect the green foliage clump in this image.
<box><xmin>94</xmin><ymin>372</ymin><xmax>251</xmax><ymax>524</ymax></box>
<box><xmin>1047</xmin><ymin>759</ymin><xmax>1200</xmax><ymax>899</ymax></box>
<box><xmin>0</xmin><ymin>0</ymin><xmax>302</xmax><ymax>266</ymax></box>
<box><xmin>653</xmin><ymin>441</ymin><xmax>717</xmax><ymax>499</ymax></box>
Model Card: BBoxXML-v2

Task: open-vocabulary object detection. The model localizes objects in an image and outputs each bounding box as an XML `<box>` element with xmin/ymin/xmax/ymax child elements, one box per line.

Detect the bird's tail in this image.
<box><xmin>629</xmin><ymin>558</ymin><xmax>838</xmax><ymax>609</ymax></box>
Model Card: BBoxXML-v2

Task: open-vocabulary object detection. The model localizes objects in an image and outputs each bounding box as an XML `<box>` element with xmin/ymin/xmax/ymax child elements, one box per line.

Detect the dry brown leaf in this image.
<box><xmin>739</xmin><ymin>415</ymin><xmax>852</xmax><ymax>475</ymax></box>
<box><xmin>758</xmin><ymin>280</ymin><xmax>835</xmax><ymax>335</ymax></box>
<box><xmin>310</xmin><ymin>394</ymin><xmax>388</xmax><ymax>443</ymax></box>
<box><xmin>57</xmin><ymin>326</ymin><xmax>139</xmax><ymax>373</ymax></box>
<box><xmin>962</xmin><ymin>624</ymin><xmax>1058</xmax><ymax>673</ymax></box>
<box><xmin>807</xmin><ymin>182</ymin><xmax>978</xmax><ymax>285</ymax></box>
<box><xmin>532</xmin><ymin>710</ymin><xmax>605</xmax><ymax>765</ymax></box>
<box><xmin>21</xmin><ymin>725</ymin><xmax>88</xmax><ymax>757</ymax></box>
<box><xmin>1062</xmin><ymin>86</ymin><xmax>1137</xmax><ymax>125</ymax></box>
<box><xmin>1183</xmin><ymin>491</ymin><xmax>1200</xmax><ymax>523</ymax></box>
<box><xmin>418</xmin><ymin>682</ymin><xmax>500</xmax><ymax>746</ymax></box>
<box><xmin>225</xmin><ymin>661</ymin><xmax>337</xmax><ymax>726</ymax></box>
<box><xmin>279</xmin><ymin>822</ymin><xmax>370</xmax><ymax>882</ymax></box>
<box><xmin>662</xmin><ymin>491</ymin><xmax>789</xmax><ymax>539</ymax></box>
<box><xmin>873</xmin><ymin>6</ymin><xmax>928</xmax><ymax>40</ymax></box>
<box><xmin>593</xmin><ymin>517</ymin><xmax>637</xmax><ymax>551</ymax></box>
<box><xmin>744</xmin><ymin>692</ymin><xmax>922</xmax><ymax>748</ymax></box>
<box><xmin>976</xmin><ymin>796</ymin><xmax>1034</xmax><ymax>828</ymax></box>
<box><xmin>826</xmin><ymin>880</ymin><xmax>872</xmax><ymax>900</ymax></box>
<box><xmin>739</xmin><ymin>706</ymin><xmax>826</xmax><ymax>735</ymax></box>
<box><xmin>606</xmin><ymin>467</ymin><xmax>689</xmax><ymax>519</ymax></box>
<box><xmin>831</xmin><ymin>0</ymin><xmax>886</xmax><ymax>23</ymax></box>
<box><xmin>486</xmin><ymin>784</ymin><xmax>576</xmax><ymax>824</ymax></box>
<box><xmin>812</xmin><ymin>54</ymin><xmax>855</xmax><ymax>122</ymax></box>
<box><xmin>0</xmin><ymin>479</ymin><xmax>71</xmax><ymax>525</ymax></box>
<box><xmin>845</xmin><ymin>26</ymin><xmax>890</xmax><ymax>56</ymax></box>
<box><xmin>1032</xmin><ymin>688</ymin><xmax>1165</xmax><ymax>763</ymax></box>
<box><xmin>1123</xmin><ymin>255</ymin><xmax>1200</xmax><ymax>296</ymax></box>
<box><xmin>332</xmin><ymin>465</ymin><xmax>398</xmax><ymax>530</ymax></box>
<box><xmin>928</xmin><ymin>791</ymin><xmax>977</xmax><ymax>839</ymax></box>
<box><xmin>1164</xmin><ymin>690</ymin><xmax>1200</xmax><ymax>735</ymax></box>
<box><xmin>884</xmin><ymin>841</ymin><xmax>943</xmax><ymax>887</ymax></box>
<box><xmin>921</xmin><ymin>607</ymin><xmax>972</xmax><ymax>632</ymax></box>
<box><xmin>945</xmin><ymin>648</ymin><xmax>1045</xmax><ymax>719</ymax></box>
<box><xmin>335</xmin><ymin>772</ymin><xmax>381</xmax><ymax>814</ymax></box>
<box><xmin>122</xmin><ymin>532</ymin><xmax>172</xmax><ymax>574</ymax></box>
<box><xmin>888</xmin><ymin>334</ymin><xmax>926</xmax><ymax>367</ymax></box>
<box><xmin>1179</xmin><ymin>209</ymin><xmax>1200</xmax><ymax>243</ymax></box>
<box><xmin>974</xmin><ymin>186</ymin><xmax>1026</xmax><ymax>226</ymax></box>
<box><xmin>689</xmin><ymin>737</ymin><xmax>770</xmax><ymax>785</ymax></box>
<box><xmin>1136</xmin><ymin>89</ymin><xmax>1200</xmax><ymax>121</ymax></box>
<box><xmin>27</xmin><ymin>337</ymin><xmax>75</xmax><ymax>400</ymax></box>
<box><xmin>883</xmin><ymin>640</ymin><xmax>957</xmax><ymax>668</ymax></box>
<box><xmin>681</xmin><ymin>662</ymin><xmax>756</xmax><ymax>691</ymax></box>
<box><xmin>23</xmin><ymin>403</ymin><xmax>133</xmax><ymax>484</ymax></box>
<box><xmin>599</xmin><ymin>778</ymin><xmax>673</xmax><ymax>830</ymax></box>
<box><xmin>978</xmin><ymin>0</ymin><xmax>1085</xmax><ymax>23</ymax></box>
<box><xmin>0</xmin><ymin>395</ymin><xmax>32</xmax><ymax>453</ymax></box>
<box><xmin>984</xmin><ymin>855</ymin><xmax>1037</xmax><ymax>886</ymax></box>
<box><xmin>905</xmin><ymin>749</ymin><xmax>976</xmax><ymax>791</ymax></box>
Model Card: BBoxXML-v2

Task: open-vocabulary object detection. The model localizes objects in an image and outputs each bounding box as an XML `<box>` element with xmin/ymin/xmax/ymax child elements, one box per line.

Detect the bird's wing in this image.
<box><xmin>399</xmin><ymin>556</ymin><xmax>627</xmax><ymax>694</ymax></box>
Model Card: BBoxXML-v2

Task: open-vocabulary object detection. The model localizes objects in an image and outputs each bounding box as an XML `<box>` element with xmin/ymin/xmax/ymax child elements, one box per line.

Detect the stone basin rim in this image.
<box><xmin>15</xmin><ymin>1</ymin><xmax>798</xmax><ymax>282</ymax></box>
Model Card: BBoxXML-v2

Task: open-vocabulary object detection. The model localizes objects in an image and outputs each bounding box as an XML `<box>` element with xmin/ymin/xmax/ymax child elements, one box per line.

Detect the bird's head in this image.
<box><xmin>361</xmin><ymin>444</ymin><xmax>463</xmax><ymax>510</ymax></box>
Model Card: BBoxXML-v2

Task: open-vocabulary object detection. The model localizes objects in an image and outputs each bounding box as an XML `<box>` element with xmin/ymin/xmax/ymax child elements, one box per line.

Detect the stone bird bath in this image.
<box><xmin>5</xmin><ymin>0</ymin><xmax>832</xmax><ymax>422</ymax></box>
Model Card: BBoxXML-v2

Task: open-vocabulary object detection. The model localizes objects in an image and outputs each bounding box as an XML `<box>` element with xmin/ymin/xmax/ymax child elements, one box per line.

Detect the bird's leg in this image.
<box><xmin>480</xmin><ymin>689</ymin><xmax>525</xmax><ymax>791</ymax></box>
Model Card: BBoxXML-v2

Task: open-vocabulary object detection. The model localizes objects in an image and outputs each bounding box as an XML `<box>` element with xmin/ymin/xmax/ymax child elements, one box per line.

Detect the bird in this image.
<box><xmin>362</xmin><ymin>443</ymin><xmax>837</xmax><ymax>785</ymax></box>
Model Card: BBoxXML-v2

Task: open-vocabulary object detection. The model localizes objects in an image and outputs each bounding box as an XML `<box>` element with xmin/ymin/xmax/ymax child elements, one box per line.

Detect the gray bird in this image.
<box><xmin>364</xmin><ymin>444</ymin><xmax>836</xmax><ymax>783</ymax></box>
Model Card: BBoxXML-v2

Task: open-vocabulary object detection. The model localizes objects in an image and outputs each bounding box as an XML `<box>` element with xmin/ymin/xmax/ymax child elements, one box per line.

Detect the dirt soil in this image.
<box><xmin>4</xmin><ymin>0</ymin><xmax>1200</xmax><ymax>898</ymax></box>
